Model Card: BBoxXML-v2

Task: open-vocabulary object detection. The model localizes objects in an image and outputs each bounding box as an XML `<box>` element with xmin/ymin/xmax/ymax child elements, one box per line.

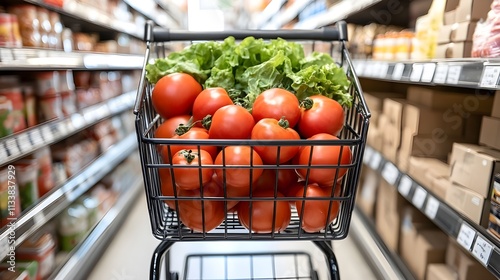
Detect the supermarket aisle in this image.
<box><xmin>88</xmin><ymin>189</ymin><xmax>378</xmax><ymax>280</ymax></box>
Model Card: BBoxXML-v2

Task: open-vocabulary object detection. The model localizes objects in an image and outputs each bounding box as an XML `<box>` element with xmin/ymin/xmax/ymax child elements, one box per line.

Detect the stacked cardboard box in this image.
<box><xmin>436</xmin><ymin>0</ymin><xmax>492</xmax><ymax>58</ymax></box>
<box><xmin>408</xmin><ymin>157</ymin><xmax>449</xmax><ymax>200</ymax></box>
<box><xmin>356</xmin><ymin>167</ymin><xmax>380</xmax><ymax>219</ymax></box>
<box><xmin>488</xmin><ymin>174</ymin><xmax>500</xmax><ymax>239</ymax></box>
<box><xmin>447</xmin><ymin>143</ymin><xmax>500</xmax><ymax>226</ymax></box>
<box><xmin>396</xmin><ymin>86</ymin><xmax>490</xmax><ymax>173</ymax></box>
<box><xmin>480</xmin><ymin>91</ymin><xmax>500</xmax><ymax>151</ymax></box>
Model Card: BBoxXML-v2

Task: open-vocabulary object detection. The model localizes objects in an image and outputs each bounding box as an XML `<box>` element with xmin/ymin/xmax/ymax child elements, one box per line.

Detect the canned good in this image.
<box><xmin>35</xmin><ymin>71</ymin><xmax>59</xmax><ymax>97</ymax></box>
<box><xmin>0</xmin><ymin>13</ymin><xmax>22</xmax><ymax>47</ymax></box>
<box><xmin>59</xmin><ymin>70</ymin><xmax>76</xmax><ymax>115</ymax></box>
<box><xmin>17</xmin><ymin>232</ymin><xmax>56</xmax><ymax>280</ymax></box>
<box><xmin>22</xmin><ymin>84</ymin><xmax>37</xmax><ymax>127</ymax></box>
<box><xmin>8</xmin><ymin>5</ymin><xmax>41</xmax><ymax>47</ymax></box>
<box><xmin>0</xmin><ymin>168</ymin><xmax>21</xmax><ymax>227</ymax></box>
<box><xmin>0</xmin><ymin>86</ymin><xmax>27</xmax><ymax>133</ymax></box>
<box><xmin>0</xmin><ymin>96</ymin><xmax>14</xmax><ymax>138</ymax></box>
<box><xmin>32</xmin><ymin>147</ymin><xmax>55</xmax><ymax>197</ymax></box>
<box><xmin>49</xmin><ymin>12</ymin><xmax>62</xmax><ymax>50</ymax></box>
<box><xmin>14</xmin><ymin>159</ymin><xmax>39</xmax><ymax>211</ymax></box>
<box><xmin>77</xmin><ymin>195</ymin><xmax>100</xmax><ymax>227</ymax></box>
<box><xmin>38</xmin><ymin>93</ymin><xmax>63</xmax><ymax>122</ymax></box>
<box><xmin>58</xmin><ymin>203</ymin><xmax>88</xmax><ymax>252</ymax></box>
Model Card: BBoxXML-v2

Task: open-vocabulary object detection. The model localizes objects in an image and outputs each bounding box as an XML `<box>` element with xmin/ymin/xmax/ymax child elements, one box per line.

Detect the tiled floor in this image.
<box><xmin>88</xmin><ymin>193</ymin><xmax>378</xmax><ymax>280</ymax></box>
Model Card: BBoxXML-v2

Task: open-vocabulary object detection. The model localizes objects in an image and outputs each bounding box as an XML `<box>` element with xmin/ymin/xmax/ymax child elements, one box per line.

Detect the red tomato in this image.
<box><xmin>294</xmin><ymin>183</ymin><xmax>342</xmax><ymax>233</ymax></box>
<box><xmin>177</xmin><ymin>179</ymin><xmax>225</xmax><ymax>232</ymax></box>
<box><xmin>155</xmin><ymin>115</ymin><xmax>192</xmax><ymax>139</ymax></box>
<box><xmin>214</xmin><ymin>146</ymin><xmax>263</xmax><ymax>199</ymax></box>
<box><xmin>209</xmin><ymin>105</ymin><xmax>255</xmax><ymax>139</ymax></box>
<box><xmin>251</xmin><ymin>118</ymin><xmax>301</xmax><ymax>164</ymax></box>
<box><xmin>212</xmin><ymin>172</ymin><xmax>239</xmax><ymax>210</ymax></box>
<box><xmin>172</xmin><ymin>149</ymin><xmax>213</xmax><ymax>190</ymax></box>
<box><xmin>252</xmin><ymin>88</ymin><xmax>301</xmax><ymax>128</ymax></box>
<box><xmin>192</xmin><ymin>88</ymin><xmax>233</xmax><ymax>123</ymax></box>
<box><xmin>296</xmin><ymin>133</ymin><xmax>352</xmax><ymax>186</ymax></box>
<box><xmin>152</xmin><ymin>73</ymin><xmax>202</xmax><ymax>119</ymax></box>
<box><xmin>252</xmin><ymin>167</ymin><xmax>298</xmax><ymax>194</ymax></box>
<box><xmin>161</xmin><ymin>127</ymin><xmax>218</xmax><ymax>162</ymax></box>
<box><xmin>237</xmin><ymin>190</ymin><xmax>291</xmax><ymax>233</ymax></box>
<box><xmin>298</xmin><ymin>95</ymin><xmax>345</xmax><ymax>138</ymax></box>
<box><xmin>159</xmin><ymin>168</ymin><xmax>177</xmax><ymax>210</ymax></box>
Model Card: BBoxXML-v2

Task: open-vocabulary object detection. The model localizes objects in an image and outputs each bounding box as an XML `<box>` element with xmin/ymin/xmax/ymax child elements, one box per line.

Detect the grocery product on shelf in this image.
<box><xmin>8</xmin><ymin>5</ymin><xmax>41</xmax><ymax>48</ymax></box>
<box><xmin>57</xmin><ymin>202</ymin><xmax>89</xmax><ymax>252</ymax></box>
<box><xmin>0</xmin><ymin>13</ymin><xmax>22</xmax><ymax>47</ymax></box>
<box><xmin>0</xmin><ymin>167</ymin><xmax>21</xmax><ymax>227</ymax></box>
<box><xmin>14</xmin><ymin>159</ymin><xmax>40</xmax><ymax>211</ymax></box>
<box><xmin>0</xmin><ymin>77</ymin><xmax>27</xmax><ymax>134</ymax></box>
<box><xmin>32</xmin><ymin>147</ymin><xmax>55</xmax><ymax>197</ymax></box>
<box><xmin>472</xmin><ymin>0</ymin><xmax>500</xmax><ymax>57</ymax></box>
<box><xmin>17</xmin><ymin>231</ymin><xmax>56</xmax><ymax>280</ymax></box>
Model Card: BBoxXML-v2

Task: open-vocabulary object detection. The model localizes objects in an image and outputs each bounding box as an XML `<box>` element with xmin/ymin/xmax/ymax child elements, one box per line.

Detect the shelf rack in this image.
<box><xmin>262</xmin><ymin>0</ymin><xmax>313</xmax><ymax>29</ymax></box>
<box><xmin>0</xmin><ymin>91</ymin><xmax>136</xmax><ymax>167</ymax></box>
<box><xmin>48</xmin><ymin>173</ymin><xmax>143</xmax><ymax>280</ymax></box>
<box><xmin>363</xmin><ymin>146</ymin><xmax>500</xmax><ymax>279</ymax></box>
<box><xmin>0</xmin><ymin>134</ymin><xmax>138</xmax><ymax>262</ymax></box>
<box><xmin>353</xmin><ymin>59</ymin><xmax>500</xmax><ymax>90</ymax></box>
<box><xmin>0</xmin><ymin>48</ymin><xmax>143</xmax><ymax>70</ymax></box>
<box><xmin>122</xmin><ymin>0</ymin><xmax>180</xmax><ymax>29</ymax></box>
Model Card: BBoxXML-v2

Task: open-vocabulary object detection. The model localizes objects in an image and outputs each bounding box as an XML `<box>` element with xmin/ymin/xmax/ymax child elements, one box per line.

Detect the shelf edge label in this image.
<box><xmin>381</xmin><ymin>162</ymin><xmax>399</xmax><ymax>185</ymax></box>
<box><xmin>472</xmin><ymin>235</ymin><xmax>493</xmax><ymax>266</ymax></box>
<box><xmin>480</xmin><ymin>66</ymin><xmax>500</xmax><ymax>88</ymax></box>
<box><xmin>457</xmin><ymin>223</ymin><xmax>476</xmax><ymax>251</ymax></box>
<box><xmin>424</xmin><ymin>196</ymin><xmax>440</xmax><ymax>220</ymax></box>
<box><xmin>412</xmin><ymin>185</ymin><xmax>427</xmax><ymax>209</ymax></box>
<box><xmin>398</xmin><ymin>175</ymin><xmax>413</xmax><ymax>197</ymax></box>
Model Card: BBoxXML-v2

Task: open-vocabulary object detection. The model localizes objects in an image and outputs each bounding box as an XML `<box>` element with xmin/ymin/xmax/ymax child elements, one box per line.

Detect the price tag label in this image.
<box><xmin>369</xmin><ymin>152</ymin><xmax>382</xmax><ymax>170</ymax></box>
<box><xmin>0</xmin><ymin>237</ymin><xmax>9</xmax><ymax>260</ymax></box>
<box><xmin>410</xmin><ymin>64</ymin><xmax>424</xmax><ymax>82</ymax></box>
<box><xmin>421</xmin><ymin>63</ymin><xmax>436</xmax><ymax>83</ymax></box>
<box><xmin>363</xmin><ymin>147</ymin><xmax>374</xmax><ymax>165</ymax></box>
<box><xmin>29</xmin><ymin>128</ymin><xmax>44</xmax><ymax>146</ymax></box>
<box><xmin>5</xmin><ymin>138</ymin><xmax>20</xmax><ymax>157</ymax></box>
<box><xmin>17</xmin><ymin>133</ymin><xmax>31</xmax><ymax>153</ymax></box>
<box><xmin>480</xmin><ymin>66</ymin><xmax>500</xmax><ymax>88</ymax></box>
<box><xmin>392</xmin><ymin>63</ymin><xmax>405</xmax><ymax>80</ymax></box>
<box><xmin>0</xmin><ymin>144</ymin><xmax>7</xmax><ymax>161</ymax></box>
<box><xmin>378</xmin><ymin>63</ymin><xmax>389</xmax><ymax>78</ymax></box>
<box><xmin>367</xmin><ymin>62</ymin><xmax>376</xmax><ymax>77</ymax></box>
<box><xmin>0</xmin><ymin>48</ymin><xmax>14</xmax><ymax>62</ymax></box>
<box><xmin>457</xmin><ymin>223</ymin><xmax>476</xmax><ymax>250</ymax></box>
<box><xmin>412</xmin><ymin>185</ymin><xmax>427</xmax><ymax>209</ymax></box>
<box><xmin>381</xmin><ymin>162</ymin><xmax>399</xmax><ymax>185</ymax></box>
<box><xmin>424</xmin><ymin>196</ymin><xmax>440</xmax><ymax>220</ymax></box>
<box><xmin>398</xmin><ymin>175</ymin><xmax>413</xmax><ymax>198</ymax></box>
<box><xmin>64</xmin><ymin>118</ymin><xmax>75</xmax><ymax>133</ymax></box>
<box><xmin>355</xmin><ymin>61</ymin><xmax>365</xmax><ymax>76</ymax></box>
<box><xmin>472</xmin><ymin>235</ymin><xmax>493</xmax><ymax>266</ymax></box>
<box><xmin>446</xmin><ymin>65</ymin><xmax>462</xmax><ymax>84</ymax></box>
<box><xmin>433</xmin><ymin>64</ymin><xmax>449</xmax><ymax>84</ymax></box>
<box><xmin>41</xmin><ymin>126</ymin><xmax>54</xmax><ymax>142</ymax></box>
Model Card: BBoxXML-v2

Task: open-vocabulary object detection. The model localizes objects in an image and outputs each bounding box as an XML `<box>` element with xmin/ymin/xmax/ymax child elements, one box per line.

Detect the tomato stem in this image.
<box><xmin>174</xmin><ymin>123</ymin><xmax>192</xmax><ymax>136</ymax></box>
<box><xmin>278</xmin><ymin>117</ymin><xmax>290</xmax><ymax>129</ymax></box>
<box><xmin>201</xmin><ymin>115</ymin><xmax>212</xmax><ymax>130</ymax></box>
<box><xmin>181</xmin><ymin>150</ymin><xmax>196</xmax><ymax>164</ymax></box>
<box><xmin>300</xmin><ymin>98</ymin><xmax>314</xmax><ymax>110</ymax></box>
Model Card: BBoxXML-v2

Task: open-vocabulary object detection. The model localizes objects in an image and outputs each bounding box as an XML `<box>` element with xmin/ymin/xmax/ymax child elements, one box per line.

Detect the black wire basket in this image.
<box><xmin>134</xmin><ymin>21</ymin><xmax>370</xmax><ymax>242</ymax></box>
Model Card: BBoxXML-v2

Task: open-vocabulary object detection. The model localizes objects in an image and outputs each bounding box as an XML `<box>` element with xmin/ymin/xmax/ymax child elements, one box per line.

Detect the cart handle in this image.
<box><xmin>144</xmin><ymin>21</ymin><xmax>348</xmax><ymax>42</ymax></box>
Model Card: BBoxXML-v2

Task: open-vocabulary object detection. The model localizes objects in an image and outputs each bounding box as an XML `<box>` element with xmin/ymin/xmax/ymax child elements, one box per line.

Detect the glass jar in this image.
<box><xmin>8</xmin><ymin>5</ymin><xmax>41</xmax><ymax>47</ymax></box>
<box><xmin>0</xmin><ymin>96</ymin><xmax>13</xmax><ymax>138</ymax></box>
<box><xmin>14</xmin><ymin>159</ymin><xmax>39</xmax><ymax>211</ymax></box>
<box><xmin>32</xmin><ymin>147</ymin><xmax>55</xmax><ymax>197</ymax></box>
<box><xmin>0</xmin><ymin>168</ymin><xmax>21</xmax><ymax>227</ymax></box>
<box><xmin>0</xmin><ymin>85</ymin><xmax>26</xmax><ymax>133</ymax></box>
<box><xmin>37</xmin><ymin>7</ymin><xmax>51</xmax><ymax>48</ymax></box>
<box><xmin>21</xmin><ymin>84</ymin><xmax>36</xmax><ymax>127</ymax></box>
<box><xmin>58</xmin><ymin>203</ymin><xmax>89</xmax><ymax>252</ymax></box>
<box><xmin>17</xmin><ymin>232</ymin><xmax>56</xmax><ymax>280</ymax></box>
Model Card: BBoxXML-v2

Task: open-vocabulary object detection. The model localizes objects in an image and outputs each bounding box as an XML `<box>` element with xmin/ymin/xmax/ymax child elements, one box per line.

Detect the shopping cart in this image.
<box><xmin>134</xmin><ymin>21</ymin><xmax>370</xmax><ymax>280</ymax></box>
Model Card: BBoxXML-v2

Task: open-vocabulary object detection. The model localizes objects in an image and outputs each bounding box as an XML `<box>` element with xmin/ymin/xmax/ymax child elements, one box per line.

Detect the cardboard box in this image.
<box><xmin>449</xmin><ymin>143</ymin><xmax>500</xmax><ymax>198</ymax></box>
<box><xmin>408</xmin><ymin>157</ymin><xmax>449</xmax><ymax>189</ymax></box>
<box><xmin>426</xmin><ymin>264</ymin><xmax>457</xmax><ymax>280</ymax></box>
<box><xmin>408</xmin><ymin>230</ymin><xmax>448</xmax><ymax>280</ymax></box>
<box><xmin>432</xmin><ymin>177</ymin><xmax>453</xmax><ymax>200</ymax></box>
<box><xmin>406</xmin><ymin>86</ymin><xmax>493</xmax><ymax>114</ymax></box>
<box><xmin>382</xmin><ymin>99</ymin><xmax>406</xmax><ymax>164</ymax></box>
<box><xmin>357</xmin><ymin>168</ymin><xmax>379</xmax><ymax>218</ymax></box>
<box><xmin>446</xmin><ymin>239</ymin><xmax>497</xmax><ymax>280</ymax></box>
<box><xmin>438</xmin><ymin>24</ymin><xmax>453</xmax><ymax>44</ymax></box>
<box><xmin>367</xmin><ymin>124</ymin><xmax>383</xmax><ymax>152</ymax></box>
<box><xmin>480</xmin><ymin>116</ymin><xmax>500</xmax><ymax>151</ymax></box>
<box><xmin>444</xmin><ymin>10</ymin><xmax>457</xmax><ymax>25</ymax></box>
<box><xmin>488</xmin><ymin>200</ymin><xmax>500</xmax><ymax>241</ymax></box>
<box><xmin>397</xmin><ymin>127</ymin><xmax>471</xmax><ymax>172</ymax></box>
<box><xmin>364</xmin><ymin>92</ymin><xmax>404</xmax><ymax>113</ymax></box>
<box><xmin>456</xmin><ymin>0</ymin><xmax>493</xmax><ymax>22</ymax></box>
<box><xmin>445</xmin><ymin>183</ymin><xmax>490</xmax><ymax>226</ymax></box>
<box><xmin>452</xmin><ymin>42</ymin><xmax>473</xmax><ymax>58</ymax></box>
<box><xmin>400</xmin><ymin>206</ymin><xmax>436</xmax><ymax>268</ymax></box>
<box><xmin>446</xmin><ymin>0</ymin><xmax>460</xmax><ymax>11</ymax></box>
<box><xmin>436</xmin><ymin>43</ymin><xmax>452</xmax><ymax>59</ymax></box>
<box><xmin>451</xmin><ymin>21</ymin><xmax>478</xmax><ymax>42</ymax></box>
<box><xmin>403</xmin><ymin>103</ymin><xmax>469</xmax><ymax>136</ymax></box>
<box><xmin>493</xmin><ymin>91</ymin><xmax>500</xmax><ymax>118</ymax></box>
<box><xmin>375</xmin><ymin>179</ymin><xmax>407</xmax><ymax>252</ymax></box>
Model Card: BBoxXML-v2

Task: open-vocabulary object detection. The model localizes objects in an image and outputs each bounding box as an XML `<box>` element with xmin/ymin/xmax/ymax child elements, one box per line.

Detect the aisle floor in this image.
<box><xmin>88</xmin><ymin>192</ymin><xmax>378</xmax><ymax>280</ymax></box>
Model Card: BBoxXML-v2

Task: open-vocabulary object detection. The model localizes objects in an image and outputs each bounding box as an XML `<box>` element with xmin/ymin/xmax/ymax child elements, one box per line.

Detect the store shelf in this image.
<box><xmin>262</xmin><ymin>0</ymin><xmax>313</xmax><ymax>29</ymax></box>
<box><xmin>49</xmin><ymin>174</ymin><xmax>142</xmax><ymax>280</ymax></box>
<box><xmin>353</xmin><ymin>59</ymin><xmax>500</xmax><ymax>90</ymax></box>
<box><xmin>0</xmin><ymin>134</ymin><xmax>137</xmax><ymax>262</ymax></box>
<box><xmin>350</xmin><ymin>207</ymin><xmax>416</xmax><ymax>280</ymax></box>
<box><xmin>363</xmin><ymin>146</ymin><xmax>500</xmax><ymax>279</ymax></box>
<box><xmin>22</xmin><ymin>0</ymin><xmax>144</xmax><ymax>39</ymax></box>
<box><xmin>252</xmin><ymin>0</ymin><xmax>287</xmax><ymax>29</ymax></box>
<box><xmin>294</xmin><ymin>0</ymin><xmax>382</xmax><ymax>29</ymax></box>
<box><xmin>0</xmin><ymin>90</ymin><xmax>136</xmax><ymax>167</ymax></box>
<box><xmin>154</xmin><ymin>0</ymin><xmax>185</xmax><ymax>28</ymax></box>
<box><xmin>0</xmin><ymin>48</ymin><xmax>143</xmax><ymax>70</ymax></box>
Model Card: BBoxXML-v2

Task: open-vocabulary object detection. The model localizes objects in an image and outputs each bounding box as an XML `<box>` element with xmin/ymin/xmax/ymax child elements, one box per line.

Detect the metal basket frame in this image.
<box><xmin>134</xmin><ymin>21</ymin><xmax>371</xmax><ymax>243</ymax></box>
